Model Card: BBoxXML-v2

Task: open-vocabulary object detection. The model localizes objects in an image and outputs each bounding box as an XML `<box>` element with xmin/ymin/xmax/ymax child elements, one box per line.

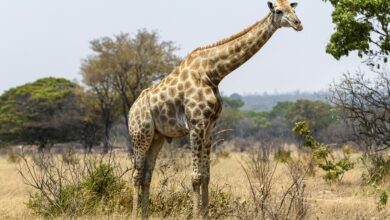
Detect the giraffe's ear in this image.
<box><xmin>267</xmin><ymin>2</ymin><xmax>275</xmax><ymax>12</ymax></box>
<box><xmin>290</xmin><ymin>2</ymin><xmax>298</xmax><ymax>9</ymax></box>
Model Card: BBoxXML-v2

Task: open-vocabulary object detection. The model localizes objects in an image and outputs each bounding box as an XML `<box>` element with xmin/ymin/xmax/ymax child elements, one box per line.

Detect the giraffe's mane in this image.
<box><xmin>190</xmin><ymin>13</ymin><xmax>272</xmax><ymax>54</ymax></box>
<box><xmin>190</xmin><ymin>20</ymin><xmax>261</xmax><ymax>54</ymax></box>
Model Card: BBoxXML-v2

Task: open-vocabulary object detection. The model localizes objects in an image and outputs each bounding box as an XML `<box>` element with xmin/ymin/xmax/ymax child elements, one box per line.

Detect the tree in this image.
<box><xmin>329</xmin><ymin>70</ymin><xmax>390</xmax><ymax>151</ymax></box>
<box><xmin>81</xmin><ymin>56</ymin><xmax>120</xmax><ymax>153</ymax></box>
<box><xmin>82</xmin><ymin>30</ymin><xmax>180</xmax><ymax>153</ymax></box>
<box><xmin>0</xmin><ymin>78</ymin><xmax>81</xmax><ymax>150</ymax></box>
<box><xmin>222</xmin><ymin>96</ymin><xmax>245</xmax><ymax>109</ymax></box>
<box><xmin>322</xmin><ymin>0</ymin><xmax>390</xmax><ymax>67</ymax></box>
<box><xmin>287</xmin><ymin>100</ymin><xmax>335</xmax><ymax>135</ymax></box>
<box><xmin>75</xmin><ymin>88</ymin><xmax>104</xmax><ymax>153</ymax></box>
<box><xmin>268</xmin><ymin>101</ymin><xmax>294</xmax><ymax>119</ymax></box>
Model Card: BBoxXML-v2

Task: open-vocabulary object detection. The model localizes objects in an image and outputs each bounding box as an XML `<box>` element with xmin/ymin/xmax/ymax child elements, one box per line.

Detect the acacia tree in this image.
<box><xmin>0</xmin><ymin>78</ymin><xmax>82</xmax><ymax>150</ymax></box>
<box><xmin>322</xmin><ymin>0</ymin><xmax>389</xmax><ymax>67</ymax></box>
<box><xmin>81</xmin><ymin>30</ymin><xmax>180</xmax><ymax>153</ymax></box>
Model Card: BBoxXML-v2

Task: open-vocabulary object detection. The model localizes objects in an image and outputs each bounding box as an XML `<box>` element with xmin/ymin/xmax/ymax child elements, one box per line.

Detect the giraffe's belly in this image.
<box><xmin>155</xmin><ymin>113</ymin><xmax>189</xmax><ymax>138</ymax></box>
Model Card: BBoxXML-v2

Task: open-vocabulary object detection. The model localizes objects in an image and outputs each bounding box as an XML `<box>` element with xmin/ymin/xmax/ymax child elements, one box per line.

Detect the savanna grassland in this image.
<box><xmin>0</xmin><ymin>143</ymin><xmax>388</xmax><ymax>220</ymax></box>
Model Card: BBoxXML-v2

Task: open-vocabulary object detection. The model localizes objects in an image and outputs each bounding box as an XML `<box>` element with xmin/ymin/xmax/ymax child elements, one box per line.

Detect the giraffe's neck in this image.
<box><xmin>193</xmin><ymin>13</ymin><xmax>278</xmax><ymax>85</ymax></box>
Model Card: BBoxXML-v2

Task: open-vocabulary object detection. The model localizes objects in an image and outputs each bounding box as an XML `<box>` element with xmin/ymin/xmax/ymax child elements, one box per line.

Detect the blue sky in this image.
<box><xmin>0</xmin><ymin>0</ymin><xmax>367</xmax><ymax>95</ymax></box>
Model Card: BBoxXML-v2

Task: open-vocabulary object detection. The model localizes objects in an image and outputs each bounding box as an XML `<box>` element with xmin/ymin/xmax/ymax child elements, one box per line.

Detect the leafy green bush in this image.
<box><xmin>148</xmin><ymin>185</ymin><xmax>244</xmax><ymax>219</ymax></box>
<box><xmin>293</xmin><ymin>121</ymin><xmax>355</xmax><ymax>183</ymax></box>
<box><xmin>27</xmin><ymin>162</ymin><xmax>131</xmax><ymax>217</ymax></box>
<box><xmin>362</xmin><ymin>153</ymin><xmax>390</xmax><ymax>185</ymax></box>
<box><xmin>378</xmin><ymin>190</ymin><xmax>388</xmax><ymax>210</ymax></box>
<box><xmin>23</xmin><ymin>152</ymin><xmax>245</xmax><ymax>218</ymax></box>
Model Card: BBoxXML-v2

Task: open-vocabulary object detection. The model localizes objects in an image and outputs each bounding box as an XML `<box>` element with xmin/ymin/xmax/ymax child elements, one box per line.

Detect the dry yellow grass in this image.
<box><xmin>0</xmin><ymin>148</ymin><xmax>389</xmax><ymax>219</ymax></box>
<box><xmin>0</xmin><ymin>156</ymin><xmax>36</xmax><ymax>219</ymax></box>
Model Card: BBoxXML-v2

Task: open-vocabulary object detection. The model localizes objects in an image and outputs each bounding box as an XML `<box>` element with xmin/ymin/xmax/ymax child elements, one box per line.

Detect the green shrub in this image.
<box><xmin>378</xmin><ymin>190</ymin><xmax>389</xmax><ymax>210</ymax></box>
<box><xmin>26</xmin><ymin>161</ymin><xmax>131</xmax><ymax>217</ymax></box>
<box><xmin>81</xmin><ymin>163</ymin><xmax>125</xmax><ymax>199</ymax></box>
<box><xmin>23</xmin><ymin>152</ymin><xmax>244</xmax><ymax>218</ymax></box>
<box><xmin>27</xmin><ymin>184</ymin><xmax>83</xmax><ymax>217</ymax></box>
<box><xmin>362</xmin><ymin>153</ymin><xmax>390</xmax><ymax>185</ymax></box>
<box><xmin>148</xmin><ymin>185</ymin><xmax>244</xmax><ymax>219</ymax></box>
<box><xmin>293</xmin><ymin>121</ymin><xmax>355</xmax><ymax>183</ymax></box>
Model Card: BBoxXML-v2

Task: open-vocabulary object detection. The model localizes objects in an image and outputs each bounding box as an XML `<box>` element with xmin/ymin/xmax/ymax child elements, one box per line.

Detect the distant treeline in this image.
<box><xmin>213</xmin><ymin>94</ymin><xmax>353</xmax><ymax>150</ymax></box>
<box><xmin>237</xmin><ymin>91</ymin><xmax>327</xmax><ymax>112</ymax></box>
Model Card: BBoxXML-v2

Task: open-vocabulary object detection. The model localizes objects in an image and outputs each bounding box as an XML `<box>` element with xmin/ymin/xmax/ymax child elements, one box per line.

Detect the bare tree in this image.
<box><xmin>241</xmin><ymin>144</ymin><xmax>308</xmax><ymax>220</ymax></box>
<box><xmin>329</xmin><ymin>69</ymin><xmax>390</xmax><ymax>151</ymax></box>
<box><xmin>81</xmin><ymin>31</ymin><xmax>180</xmax><ymax>153</ymax></box>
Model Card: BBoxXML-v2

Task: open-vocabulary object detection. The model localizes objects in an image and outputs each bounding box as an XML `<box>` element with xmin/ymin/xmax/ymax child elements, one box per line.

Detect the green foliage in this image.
<box><xmin>240</xmin><ymin>110</ymin><xmax>270</xmax><ymax>128</ymax></box>
<box><xmin>268</xmin><ymin>101</ymin><xmax>294</xmax><ymax>119</ymax></box>
<box><xmin>0</xmin><ymin>77</ymin><xmax>82</xmax><ymax>148</ymax></box>
<box><xmin>322</xmin><ymin>0</ymin><xmax>390</xmax><ymax>66</ymax></box>
<box><xmin>149</xmin><ymin>185</ymin><xmax>243</xmax><ymax>219</ymax></box>
<box><xmin>288</xmin><ymin>100</ymin><xmax>335</xmax><ymax>134</ymax></box>
<box><xmin>273</xmin><ymin>149</ymin><xmax>292</xmax><ymax>163</ymax></box>
<box><xmin>81</xmin><ymin>163</ymin><xmax>126</xmax><ymax>200</ymax></box>
<box><xmin>378</xmin><ymin>190</ymin><xmax>388</xmax><ymax>210</ymax></box>
<box><xmin>217</xmin><ymin>98</ymin><xmax>338</xmax><ymax>143</ymax></box>
<box><xmin>27</xmin><ymin>162</ymin><xmax>130</xmax><ymax>217</ymax></box>
<box><xmin>361</xmin><ymin>153</ymin><xmax>390</xmax><ymax>185</ymax></box>
<box><xmin>293</xmin><ymin>121</ymin><xmax>355</xmax><ymax>183</ymax></box>
<box><xmin>222</xmin><ymin>96</ymin><xmax>245</xmax><ymax>109</ymax></box>
<box><xmin>216</xmin><ymin>108</ymin><xmax>243</xmax><ymax>134</ymax></box>
<box><xmin>25</xmin><ymin>152</ymin><xmax>244</xmax><ymax>218</ymax></box>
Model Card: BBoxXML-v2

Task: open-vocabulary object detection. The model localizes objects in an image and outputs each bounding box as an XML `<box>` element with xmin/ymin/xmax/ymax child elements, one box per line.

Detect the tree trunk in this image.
<box><xmin>121</xmin><ymin>101</ymin><xmax>134</xmax><ymax>155</ymax></box>
<box><xmin>102</xmin><ymin>109</ymin><xmax>111</xmax><ymax>154</ymax></box>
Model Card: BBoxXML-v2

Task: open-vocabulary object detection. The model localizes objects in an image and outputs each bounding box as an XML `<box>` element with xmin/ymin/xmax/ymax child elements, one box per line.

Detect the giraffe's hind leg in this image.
<box><xmin>132</xmin><ymin>135</ymin><xmax>152</xmax><ymax>220</ymax></box>
<box><xmin>129</xmin><ymin>109</ymin><xmax>155</xmax><ymax>219</ymax></box>
<box><xmin>141</xmin><ymin>134</ymin><xmax>164</xmax><ymax>219</ymax></box>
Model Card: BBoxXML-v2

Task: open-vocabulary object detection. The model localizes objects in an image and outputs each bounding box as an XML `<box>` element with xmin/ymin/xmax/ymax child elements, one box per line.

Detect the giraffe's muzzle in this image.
<box><xmin>292</xmin><ymin>19</ymin><xmax>303</xmax><ymax>31</ymax></box>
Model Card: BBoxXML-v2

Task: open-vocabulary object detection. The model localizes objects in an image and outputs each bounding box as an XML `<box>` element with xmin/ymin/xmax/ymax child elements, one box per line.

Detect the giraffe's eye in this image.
<box><xmin>275</xmin><ymin>10</ymin><xmax>283</xmax><ymax>15</ymax></box>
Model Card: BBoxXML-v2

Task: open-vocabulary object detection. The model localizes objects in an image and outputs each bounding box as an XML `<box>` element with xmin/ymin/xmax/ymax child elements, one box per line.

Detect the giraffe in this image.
<box><xmin>128</xmin><ymin>0</ymin><xmax>302</xmax><ymax>219</ymax></box>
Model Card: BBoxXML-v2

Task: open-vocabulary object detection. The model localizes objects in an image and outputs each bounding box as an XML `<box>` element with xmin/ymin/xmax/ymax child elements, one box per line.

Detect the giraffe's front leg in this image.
<box><xmin>201</xmin><ymin>137</ymin><xmax>211</xmax><ymax>218</ymax></box>
<box><xmin>190</xmin><ymin>128</ymin><xmax>204</xmax><ymax>218</ymax></box>
<box><xmin>132</xmin><ymin>152</ymin><xmax>145</xmax><ymax>220</ymax></box>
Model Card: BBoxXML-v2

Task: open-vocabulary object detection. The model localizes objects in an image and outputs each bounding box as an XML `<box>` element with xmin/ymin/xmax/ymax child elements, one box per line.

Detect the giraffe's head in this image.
<box><xmin>267</xmin><ymin>0</ymin><xmax>303</xmax><ymax>31</ymax></box>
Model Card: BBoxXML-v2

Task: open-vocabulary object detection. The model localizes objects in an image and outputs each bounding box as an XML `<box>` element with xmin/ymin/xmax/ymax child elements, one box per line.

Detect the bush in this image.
<box><xmin>361</xmin><ymin>153</ymin><xmax>390</xmax><ymax>185</ymax></box>
<box><xmin>378</xmin><ymin>190</ymin><xmax>389</xmax><ymax>210</ymax></box>
<box><xmin>148</xmin><ymin>184</ymin><xmax>243</xmax><ymax>219</ymax></box>
<box><xmin>293</xmin><ymin>121</ymin><xmax>355</xmax><ymax>183</ymax></box>
<box><xmin>26</xmin><ymin>162</ymin><xmax>131</xmax><ymax>217</ymax></box>
<box><xmin>20</xmin><ymin>151</ymin><xmax>132</xmax><ymax>217</ymax></box>
<box><xmin>241</xmin><ymin>147</ymin><xmax>309</xmax><ymax>220</ymax></box>
<box><xmin>21</xmin><ymin>150</ymin><xmax>247</xmax><ymax>218</ymax></box>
